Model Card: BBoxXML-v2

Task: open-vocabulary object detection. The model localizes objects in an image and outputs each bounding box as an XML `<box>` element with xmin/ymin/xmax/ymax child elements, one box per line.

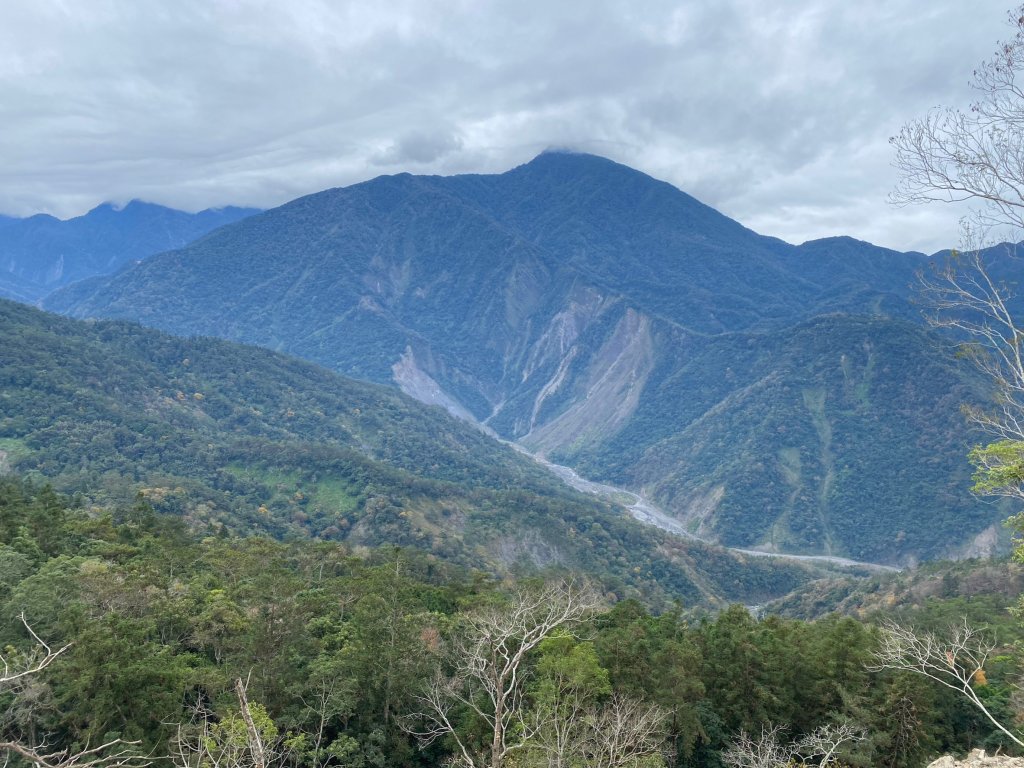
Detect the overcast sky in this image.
<box><xmin>0</xmin><ymin>1</ymin><xmax>1014</xmax><ymax>252</ymax></box>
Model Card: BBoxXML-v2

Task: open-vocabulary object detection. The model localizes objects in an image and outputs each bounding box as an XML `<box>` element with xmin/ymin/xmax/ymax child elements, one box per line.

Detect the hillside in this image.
<box><xmin>0</xmin><ymin>200</ymin><xmax>259</xmax><ymax>302</ymax></box>
<box><xmin>0</xmin><ymin>298</ymin><xmax>839</xmax><ymax>606</ymax></box>
<box><xmin>4</xmin><ymin>478</ymin><xmax>1014</xmax><ymax>768</ymax></box>
<box><xmin>766</xmin><ymin>556</ymin><xmax>1024</xmax><ymax>625</ymax></box>
<box><xmin>44</xmin><ymin>152</ymin><xmax>1005</xmax><ymax>564</ymax></box>
<box><xmin>558</xmin><ymin>314</ymin><xmax>1000</xmax><ymax>562</ymax></box>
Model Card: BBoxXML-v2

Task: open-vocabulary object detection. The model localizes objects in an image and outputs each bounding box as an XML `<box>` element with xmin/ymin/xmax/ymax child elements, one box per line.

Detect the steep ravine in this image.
<box><xmin>392</xmin><ymin>346</ymin><xmax>902</xmax><ymax>573</ymax></box>
<box><xmin>512</xmin><ymin>446</ymin><xmax>900</xmax><ymax>573</ymax></box>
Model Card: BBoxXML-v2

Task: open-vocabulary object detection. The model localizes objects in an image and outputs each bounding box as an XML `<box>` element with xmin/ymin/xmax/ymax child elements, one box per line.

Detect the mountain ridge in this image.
<box><xmin>0</xmin><ymin>200</ymin><xmax>260</xmax><ymax>302</ymax></box>
<box><xmin>42</xmin><ymin>152</ymin><xmax>1008</xmax><ymax>564</ymax></box>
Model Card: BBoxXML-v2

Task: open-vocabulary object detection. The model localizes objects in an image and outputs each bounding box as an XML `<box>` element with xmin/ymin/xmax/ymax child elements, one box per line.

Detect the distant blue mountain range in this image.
<box><xmin>0</xmin><ymin>200</ymin><xmax>259</xmax><ymax>302</ymax></box>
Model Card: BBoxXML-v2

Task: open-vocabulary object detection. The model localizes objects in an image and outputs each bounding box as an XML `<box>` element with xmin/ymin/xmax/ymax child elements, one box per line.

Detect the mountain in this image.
<box><xmin>0</xmin><ymin>298</ymin><xmax>845</xmax><ymax>606</ymax></box>
<box><xmin>559</xmin><ymin>314</ymin><xmax>996</xmax><ymax>562</ymax></box>
<box><xmin>45</xmin><ymin>152</ymin><xmax>1009</xmax><ymax>564</ymax></box>
<box><xmin>0</xmin><ymin>269</ymin><xmax>43</xmax><ymax>303</ymax></box>
<box><xmin>0</xmin><ymin>200</ymin><xmax>259</xmax><ymax>302</ymax></box>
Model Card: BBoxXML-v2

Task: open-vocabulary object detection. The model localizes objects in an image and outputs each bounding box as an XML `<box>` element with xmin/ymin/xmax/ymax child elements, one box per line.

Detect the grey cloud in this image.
<box><xmin>372</xmin><ymin>131</ymin><xmax>464</xmax><ymax>166</ymax></box>
<box><xmin>0</xmin><ymin>0</ymin><xmax>1013</xmax><ymax>252</ymax></box>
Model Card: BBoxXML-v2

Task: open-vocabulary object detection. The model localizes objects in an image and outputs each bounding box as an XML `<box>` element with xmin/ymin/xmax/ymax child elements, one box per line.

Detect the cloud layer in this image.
<box><xmin>0</xmin><ymin>0</ymin><xmax>1012</xmax><ymax>252</ymax></box>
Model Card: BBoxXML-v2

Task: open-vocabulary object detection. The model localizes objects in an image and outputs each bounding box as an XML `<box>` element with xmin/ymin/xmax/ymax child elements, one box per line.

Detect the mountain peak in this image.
<box><xmin>87</xmin><ymin>200</ymin><xmax>132</xmax><ymax>215</ymax></box>
<box><xmin>512</xmin><ymin>149</ymin><xmax>651</xmax><ymax>180</ymax></box>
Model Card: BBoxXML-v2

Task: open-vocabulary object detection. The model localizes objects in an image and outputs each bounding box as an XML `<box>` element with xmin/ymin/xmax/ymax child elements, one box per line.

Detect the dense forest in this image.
<box><xmin>0</xmin><ymin>298</ymin><xmax>848</xmax><ymax>608</ymax></box>
<box><xmin>1</xmin><ymin>477</ymin><xmax>1020</xmax><ymax>768</ymax></box>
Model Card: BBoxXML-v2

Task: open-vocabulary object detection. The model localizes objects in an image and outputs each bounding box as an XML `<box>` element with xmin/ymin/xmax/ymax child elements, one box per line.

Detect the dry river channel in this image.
<box><xmin>517</xmin><ymin>447</ymin><xmax>901</xmax><ymax>574</ymax></box>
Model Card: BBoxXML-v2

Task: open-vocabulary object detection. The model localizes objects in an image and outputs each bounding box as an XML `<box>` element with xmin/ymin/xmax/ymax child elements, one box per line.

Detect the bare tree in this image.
<box><xmin>914</xmin><ymin>233</ymin><xmax>1024</xmax><ymax>510</ymax></box>
<box><xmin>576</xmin><ymin>696</ymin><xmax>668</xmax><ymax>768</ymax></box>
<box><xmin>404</xmin><ymin>580</ymin><xmax>600</xmax><ymax>768</ymax></box>
<box><xmin>869</xmin><ymin>619</ymin><xmax>1022</xmax><ymax>748</ymax></box>
<box><xmin>1</xmin><ymin>613</ymin><xmax>71</xmax><ymax>688</ymax></box>
<box><xmin>510</xmin><ymin>692</ymin><xmax>667</xmax><ymax>768</ymax></box>
<box><xmin>721</xmin><ymin>724</ymin><xmax>794</xmax><ymax>768</ymax></box>
<box><xmin>892</xmin><ymin>4</ymin><xmax>1024</xmax><ymax>512</ymax></box>
<box><xmin>887</xmin><ymin>4</ymin><xmax>1024</xmax><ymax>752</ymax></box>
<box><xmin>519</xmin><ymin>661</ymin><xmax>591</xmax><ymax>768</ymax></box>
<box><xmin>793</xmin><ymin>722</ymin><xmax>866</xmax><ymax>767</ymax></box>
<box><xmin>891</xmin><ymin>5</ymin><xmax>1024</xmax><ymax>232</ymax></box>
<box><xmin>1</xmin><ymin>614</ymin><xmax>148</xmax><ymax>768</ymax></box>
<box><xmin>0</xmin><ymin>738</ymin><xmax>150</xmax><ymax>768</ymax></box>
<box><xmin>722</xmin><ymin>722</ymin><xmax>864</xmax><ymax>768</ymax></box>
<box><xmin>918</xmin><ymin>241</ymin><xmax>1024</xmax><ymax>448</ymax></box>
<box><xmin>900</xmin><ymin>3</ymin><xmax>1024</xmax><ymax>459</ymax></box>
<box><xmin>290</xmin><ymin>675</ymin><xmax>354</xmax><ymax>768</ymax></box>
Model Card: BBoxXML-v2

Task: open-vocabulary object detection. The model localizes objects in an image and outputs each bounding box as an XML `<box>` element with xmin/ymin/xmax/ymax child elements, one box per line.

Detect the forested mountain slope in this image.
<box><xmin>45</xmin><ymin>152</ymin><xmax>1007</xmax><ymax>564</ymax></box>
<box><xmin>558</xmin><ymin>314</ymin><xmax>998</xmax><ymax>562</ymax></box>
<box><xmin>0</xmin><ymin>298</ymin><xmax>835</xmax><ymax>606</ymax></box>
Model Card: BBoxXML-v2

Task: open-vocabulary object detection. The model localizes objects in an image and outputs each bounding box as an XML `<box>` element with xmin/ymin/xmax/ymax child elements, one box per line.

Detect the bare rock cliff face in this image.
<box><xmin>929</xmin><ymin>750</ymin><xmax>1024</xmax><ymax>767</ymax></box>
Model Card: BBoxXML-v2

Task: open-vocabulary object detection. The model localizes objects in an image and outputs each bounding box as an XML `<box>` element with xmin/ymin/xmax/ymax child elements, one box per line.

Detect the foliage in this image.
<box><xmin>2</xmin><ymin>479</ymin><xmax>1018</xmax><ymax>768</ymax></box>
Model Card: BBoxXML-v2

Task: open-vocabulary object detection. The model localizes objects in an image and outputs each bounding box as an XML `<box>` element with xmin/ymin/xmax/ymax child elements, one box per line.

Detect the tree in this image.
<box><xmin>1</xmin><ymin>613</ymin><xmax>147</xmax><ymax>768</ymax></box>
<box><xmin>891</xmin><ymin>5</ymin><xmax>1024</xmax><ymax>232</ymax></box>
<box><xmin>916</xmin><ymin>243</ymin><xmax>1024</xmax><ymax>465</ymax></box>
<box><xmin>403</xmin><ymin>580</ymin><xmax>600</xmax><ymax>768</ymax></box>
<box><xmin>721</xmin><ymin>724</ymin><xmax>792</xmax><ymax>768</ymax></box>
<box><xmin>721</xmin><ymin>722</ymin><xmax>864</xmax><ymax>768</ymax></box>
<box><xmin>887</xmin><ymin>5</ymin><xmax>1024</xmax><ymax>749</ymax></box>
<box><xmin>517</xmin><ymin>634</ymin><xmax>669</xmax><ymax>768</ymax></box>
<box><xmin>894</xmin><ymin>2</ymin><xmax>1024</xmax><ymax>469</ymax></box>
<box><xmin>592</xmin><ymin>602</ymin><xmax>704</xmax><ymax>763</ymax></box>
<box><xmin>572</xmin><ymin>695</ymin><xmax>668</xmax><ymax>768</ymax></box>
<box><xmin>520</xmin><ymin>633</ymin><xmax>611</xmax><ymax>768</ymax></box>
<box><xmin>172</xmin><ymin>677</ymin><xmax>284</xmax><ymax>768</ymax></box>
<box><xmin>869</xmin><ymin>620</ymin><xmax>1023</xmax><ymax>748</ymax></box>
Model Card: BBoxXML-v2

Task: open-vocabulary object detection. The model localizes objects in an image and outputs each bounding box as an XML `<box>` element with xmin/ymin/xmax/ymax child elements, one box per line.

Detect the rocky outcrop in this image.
<box><xmin>928</xmin><ymin>749</ymin><xmax>1024</xmax><ymax>767</ymax></box>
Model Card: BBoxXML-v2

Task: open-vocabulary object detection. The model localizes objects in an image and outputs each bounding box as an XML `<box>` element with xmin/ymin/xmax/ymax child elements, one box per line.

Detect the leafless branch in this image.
<box><xmin>2</xmin><ymin>615</ymin><xmax>148</xmax><ymax>768</ymax></box>
<box><xmin>171</xmin><ymin>678</ymin><xmax>284</xmax><ymax>768</ymax></box>
<box><xmin>0</xmin><ymin>739</ymin><xmax>149</xmax><ymax>768</ymax></box>
<box><xmin>723</xmin><ymin>721</ymin><xmax>864</xmax><ymax>768</ymax></box>
<box><xmin>891</xmin><ymin>7</ymin><xmax>1024</xmax><ymax>230</ymax></box>
<box><xmin>869</xmin><ymin>619</ymin><xmax>1022</xmax><ymax>747</ymax></box>
<box><xmin>722</xmin><ymin>724</ymin><xmax>794</xmax><ymax>768</ymax></box>
<box><xmin>894</xmin><ymin>6</ymin><xmax>1024</xmax><ymax>506</ymax></box>
<box><xmin>919</xmin><ymin>242</ymin><xmax>1024</xmax><ymax>415</ymax></box>
<box><xmin>578</xmin><ymin>695</ymin><xmax>668</xmax><ymax>768</ymax></box>
<box><xmin>234</xmin><ymin>678</ymin><xmax>267</xmax><ymax>768</ymax></box>
<box><xmin>403</xmin><ymin>579</ymin><xmax>601</xmax><ymax>768</ymax></box>
<box><xmin>0</xmin><ymin>613</ymin><xmax>72</xmax><ymax>688</ymax></box>
<box><xmin>793</xmin><ymin>722</ymin><xmax>866</xmax><ymax>767</ymax></box>
<box><xmin>913</xmin><ymin>234</ymin><xmax>1024</xmax><ymax>508</ymax></box>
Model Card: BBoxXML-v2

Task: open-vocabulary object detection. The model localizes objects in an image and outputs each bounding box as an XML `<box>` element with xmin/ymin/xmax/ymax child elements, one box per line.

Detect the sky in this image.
<box><xmin>0</xmin><ymin>0</ymin><xmax>1014</xmax><ymax>253</ymax></box>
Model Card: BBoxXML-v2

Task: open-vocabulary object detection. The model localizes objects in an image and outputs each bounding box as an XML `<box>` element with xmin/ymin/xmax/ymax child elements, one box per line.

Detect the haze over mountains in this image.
<box><xmin>0</xmin><ymin>200</ymin><xmax>259</xmax><ymax>303</ymax></box>
<box><xmin>37</xmin><ymin>152</ymin><xmax>1009</xmax><ymax>565</ymax></box>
